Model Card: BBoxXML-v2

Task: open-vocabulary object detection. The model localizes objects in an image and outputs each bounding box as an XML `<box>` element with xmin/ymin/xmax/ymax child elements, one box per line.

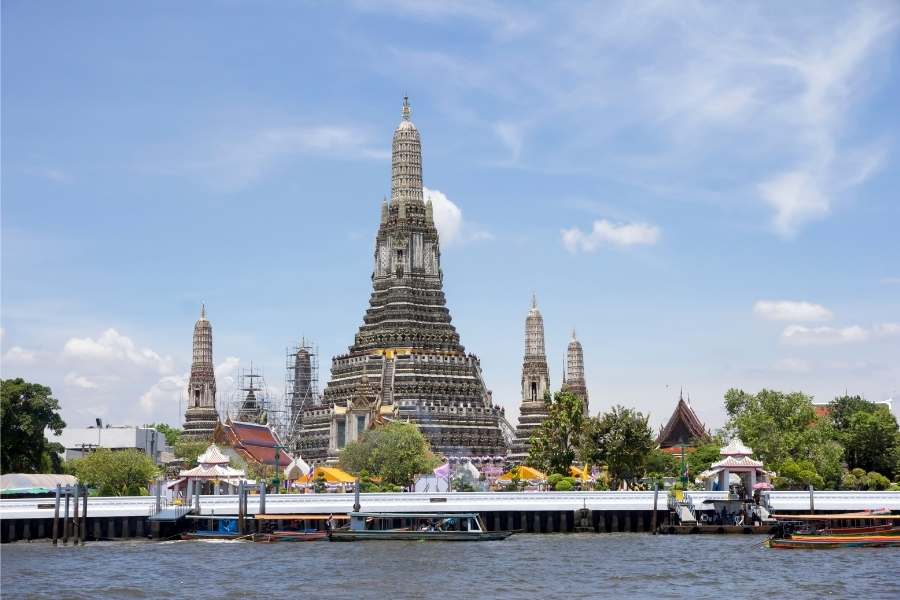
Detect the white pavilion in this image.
<box><xmin>178</xmin><ymin>444</ymin><xmax>246</xmax><ymax>496</ymax></box>
<box><xmin>699</xmin><ymin>438</ymin><xmax>771</xmax><ymax>496</ymax></box>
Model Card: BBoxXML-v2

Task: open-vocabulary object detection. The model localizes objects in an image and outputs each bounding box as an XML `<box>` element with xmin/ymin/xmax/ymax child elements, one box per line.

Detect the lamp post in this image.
<box><xmin>272</xmin><ymin>444</ymin><xmax>289</xmax><ymax>494</ymax></box>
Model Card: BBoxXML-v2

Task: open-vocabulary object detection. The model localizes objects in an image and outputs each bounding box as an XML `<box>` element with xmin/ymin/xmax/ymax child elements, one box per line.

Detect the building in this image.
<box><xmin>509</xmin><ymin>295</ymin><xmax>551</xmax><ymax>463</ymax></box>
<box><xmin>657</xmin><ymin>392</ymin><xmax>710</xmax><ymax>452</ymax></box>
<box><xmin>182</xmin><ymin>304</ymin><xmax>220</xmax><ymax>439</ymax></box>
<box><xmin>214</xmin><ymin>418</ymin><xmax>294</xmax><ymax>472</ymax></box>
<box><xmin>297</xmin><ymin>97</ymin><xmax>509</xmax><ymax>463</ymax></box>
<box><xmin>561</xmin><ymin>330</ymin><xmax>589</xmax><ymax>413</ymax></box>
<box><xmin>50</xmin><ymin>425</ymin><xmax>165</xmax><ymax>463</ymax></box>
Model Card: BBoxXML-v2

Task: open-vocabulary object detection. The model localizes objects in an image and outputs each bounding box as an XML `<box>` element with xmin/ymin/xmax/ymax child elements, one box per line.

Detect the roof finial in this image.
<box><xmin>401</xmin><ymin>96</ymin><xmax>411</xmax><ymax>121</ymax></box>
<box><xmin>679</xmin><ymin>386</ymin><xmax>683</xmax><ymax>401</ymax></box>
<box><xmin>571</xmin><ymin>327</ymin><xmax>577</xmax><ymax>341</ymax></box>
<box><xmin>201</xmin><ymin>302</ymin><xmax>206</xmax><ymax>319</ymax></box>
<box><xmin>531</xmin><ymin>292</ymin><xmax>537</xmax><ymax>309</ymax></box>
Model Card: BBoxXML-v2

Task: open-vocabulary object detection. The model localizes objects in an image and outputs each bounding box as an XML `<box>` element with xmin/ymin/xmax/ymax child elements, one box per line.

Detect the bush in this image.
<box><xmin>547</xmin><ymin>473</ymin><xmax>565</xmax><ymax>488</ymax></box>
<box><xmin>554</xmin><ymin>479</ymin><xmax>574</xmax><ymax>491</ymax></box>
<box><xmin>866</xmin><ymin>471</ymin><xmax>891</xmax><ymax>491</ymax></box>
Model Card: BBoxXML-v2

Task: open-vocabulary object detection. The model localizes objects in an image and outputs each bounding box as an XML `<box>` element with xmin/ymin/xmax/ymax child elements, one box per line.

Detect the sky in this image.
<box><xmin>2</xmin><ymin>1</ymin><xmax>899</xmax><ymax>436</ymax></box>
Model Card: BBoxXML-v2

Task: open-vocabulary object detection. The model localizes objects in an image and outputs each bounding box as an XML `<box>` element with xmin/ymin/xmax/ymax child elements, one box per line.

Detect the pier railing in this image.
<box><xmin>2</xmin><ymin>490</ymin><xmax>898</xmax><ymax>520</ymax></box>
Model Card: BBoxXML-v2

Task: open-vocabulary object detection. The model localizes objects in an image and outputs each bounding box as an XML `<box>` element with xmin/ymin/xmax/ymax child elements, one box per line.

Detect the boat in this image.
<box><xmin>767</xmin><ymin>511</ymin><xmax>900</xmax><ymax>549</ymax></box>
<box><xmin>180</xmin><ymin>531</ymin><xmax>249</xmax><ymax>541</ymax></box>
<box><xmin>253</xmin><ymin>530</ymin><xmax>327</xmax><ymax>543</ymax></box>
<box><xmin>328</xmin><ymin>512</ymin><xmax>516</xmax><ymax>542</ymax></box>
<box><xmin>767</xmin><ymin>535</ymin><xmax>900</xmax><ymax>549</ymax></box>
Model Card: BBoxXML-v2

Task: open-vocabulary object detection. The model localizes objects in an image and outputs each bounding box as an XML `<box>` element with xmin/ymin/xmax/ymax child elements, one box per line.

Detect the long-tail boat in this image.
<box><xmin>767</xmin><ymin>511</ymin><xmax>900</xmax><ymax>549</ymax></box>
<box><xmin>328</xmin><ymin>512</ymin><xmax>515</xmax><ymax>542</ymax></box>
<box><xmin>767</xmin><ymin>535</ymin><xmax>900</xmax><ymax>549</ymax></box>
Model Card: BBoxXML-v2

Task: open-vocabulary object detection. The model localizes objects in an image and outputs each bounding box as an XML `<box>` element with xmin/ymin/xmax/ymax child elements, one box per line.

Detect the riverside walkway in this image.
<box><xmin>3</xmin><ymin>490</ymin><xmax>899</xmax><ymax>520</ymax></box>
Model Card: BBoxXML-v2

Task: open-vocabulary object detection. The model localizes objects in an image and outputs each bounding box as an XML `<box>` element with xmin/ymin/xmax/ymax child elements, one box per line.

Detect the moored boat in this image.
<box><xmin>328</xmin><ymin>512</ymin><xmax>515</xmax><ymax>542</ymax></box>
<box><xmin>253</xmin><ymin>530</ymin><xmax>327</xmax><ymax>543</ymax></box>
<box><xmin>767</xmin><ymin>535</ymin><xmax>900</xmax><ymax>549</ymax></box>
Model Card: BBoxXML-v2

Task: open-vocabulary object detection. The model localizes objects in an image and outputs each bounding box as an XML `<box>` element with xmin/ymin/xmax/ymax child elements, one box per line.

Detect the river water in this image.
<box><xmin>2</xmin><ymin>534</ymin><xmax>898</xmax><ymax>599</ymax></box>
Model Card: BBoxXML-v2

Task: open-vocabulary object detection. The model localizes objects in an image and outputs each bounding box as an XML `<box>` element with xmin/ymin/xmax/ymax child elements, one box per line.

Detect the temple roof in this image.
<box><xmin>720</xmin><ymin>438</ymin><xmax>753</xmax><ymax>456</ymax></box>
<box><xmin>196</xmin><ymin>444</ymin><xmax>229</xmax><ymax>465</ymax></box>
<box><xmin>657</xmin><ymin>396</ymin><xmax>709</xmax><ymax>448</ymax></box>
<box><xmin>214</xmin><ymin>418</ymin><xmax>294</xmax><ymax>467</ymax></box>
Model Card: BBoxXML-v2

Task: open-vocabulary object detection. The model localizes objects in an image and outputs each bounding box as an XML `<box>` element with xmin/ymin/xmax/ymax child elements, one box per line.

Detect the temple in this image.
<box><xmin>561</xmin><ymin>329</ymin><xmax>589</xmax><ymax>413</ymax></box>
<box><xmin>297</xmin><ymin>98</ymin><xmax>509</xmax><ymax>464</ymax></box>
<box><xmin>182</xmin><ymin>304</ymin><xmax>220</xmax><ymax>440</ymax></box>
<box><xmin>657</xmin><ymin>392</ymin><xmax>709</xmax><ymax>451</ymax></box>
<box><xmin>509</xmin><ymin>294</ymin><xmax>551</xmax><ymax>463</ymax></box>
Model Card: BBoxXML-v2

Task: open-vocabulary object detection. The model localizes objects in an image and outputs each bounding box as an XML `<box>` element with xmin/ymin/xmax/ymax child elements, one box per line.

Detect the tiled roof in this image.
<box><xmin>658</xmin><ymin>398</ymin><xmax>709</xmax><ymax>447</ymax></box>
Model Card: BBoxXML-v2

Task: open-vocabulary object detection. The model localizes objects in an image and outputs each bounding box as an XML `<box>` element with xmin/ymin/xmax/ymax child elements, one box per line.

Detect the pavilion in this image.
<box><xmin>698</xmin><ymin>438</ymin><xmax>771</xmax><ymax>496</ymax></box>
<box><xmin>178</xmin><ymin>444</ymin><xmax>246</xmax><ymax>497</ymax></box>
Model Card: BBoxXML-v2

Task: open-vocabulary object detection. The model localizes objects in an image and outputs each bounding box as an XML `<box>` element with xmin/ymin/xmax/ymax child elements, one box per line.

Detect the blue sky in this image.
<box><xmin>2</xmin><ymin>1</ymin><xmax>899</xmax><ymax>434</ymax></box>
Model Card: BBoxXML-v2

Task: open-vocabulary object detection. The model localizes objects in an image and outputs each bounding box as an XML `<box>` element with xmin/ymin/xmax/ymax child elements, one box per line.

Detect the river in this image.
<box><xmin>2</xmin><ymin>534</ymin><xmax>899</xmax><ymax>599</ymax></box>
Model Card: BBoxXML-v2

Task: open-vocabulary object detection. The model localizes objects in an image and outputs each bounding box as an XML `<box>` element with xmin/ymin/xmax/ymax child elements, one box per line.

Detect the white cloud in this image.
<box><xmin>758</xmin><ymin>170</ymin><xmax>830</xmax><ymax>237</ymax></box>
<box><xmin>875</xmin><ymin>323</ymin><xmax>900</xmax><ymax>337</ymax></box>
<box><xmin>493</xmin><ymin>121</ymin><xmax>525</xmax><ymax>164</ymax></box>
<box><xmin>64</xmin><ymin>372</ymin><xmax>99</xmax><ymax>389</ymax></box>
<box><xmin>782</xmin><ymin>324</ymin><xmax>870</xmax><ymax>345</ymax></box>
<box><xmin>2</xmin><ymin>346</ymin><xmax>37</xmax><ymax>364</ymax></box>
<box><xmin>423</xmin><ymin>186</ymin><xmax>492</xmax><ymax>245</ymax></box>
<box><xmin>63</xmin><ymin>329</ymin><xmax>174</xmax><ymax>375</ymax></box>
<box><xmin>561</xmin><ymin>219</ymin><xmax>660</xmax><ymax>253</ymax></box>
<box><xmin>139</xmin><ymin>374</ymin><xmax>187</xmax><ymax>414</ymax></box>
<box><xmin>753</xmin><ymin>300</ymin><xmax>833</xmax><ymax>322</ymax></box>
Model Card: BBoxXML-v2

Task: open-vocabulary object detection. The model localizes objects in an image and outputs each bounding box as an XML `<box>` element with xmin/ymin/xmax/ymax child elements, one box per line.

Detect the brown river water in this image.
<box><xmin>2</xmin><ymin>534</ymin><xmax>899</xmax><ymax>599</ymax></box>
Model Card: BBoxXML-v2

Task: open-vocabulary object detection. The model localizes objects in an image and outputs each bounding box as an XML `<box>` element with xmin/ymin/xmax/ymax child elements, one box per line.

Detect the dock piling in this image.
<box><xmin>52</xmin><ymin>484</ymin><xmax>61</xmax><ymax>546</ymax></box>
<box><xmin>651</xmin><ymin>484</ymin><xmax>659</xmax><ymax>534</ymax></box>
<box><xmin>62</xmin><ymin>485</ymin><xmax>71</xmax><ymax>545</ymax></box>
<box><xmin>82</xmin><ymin>486</ymin><xmax>88</xmax><ymax>542</ymax></box>
<box><xmin>73</xmin><ymin>484</ymin><xmax>80</xmax><ymax>545</ymax></box>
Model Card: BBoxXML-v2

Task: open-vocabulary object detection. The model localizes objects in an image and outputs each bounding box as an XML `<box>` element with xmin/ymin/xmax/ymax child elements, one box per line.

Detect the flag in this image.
<box><xmin>433</xmin><ymin>463</ymin><xmax>450</xmax><ymax>478</ymax></box>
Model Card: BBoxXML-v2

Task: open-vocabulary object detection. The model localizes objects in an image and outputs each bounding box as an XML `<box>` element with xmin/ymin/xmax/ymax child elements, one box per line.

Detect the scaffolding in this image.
<box><xmin>283</xmin><ymin>337</ymin><xmax>320</xmax><ymax>451</ymax></box>
<box><xmin>226</xmin><ymin>362</ymin><xmax>274</xmax><ymax>425</ymax></box>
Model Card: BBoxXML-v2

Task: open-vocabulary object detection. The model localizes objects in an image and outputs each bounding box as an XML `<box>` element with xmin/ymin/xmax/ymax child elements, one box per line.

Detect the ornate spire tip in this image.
<box><xmin>401</xmin><ymin>96</ymin><xmax>411</xmax><ymax>121</ymax></box>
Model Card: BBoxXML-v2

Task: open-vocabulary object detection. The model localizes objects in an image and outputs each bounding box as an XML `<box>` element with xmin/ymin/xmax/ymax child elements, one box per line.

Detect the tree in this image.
<box><xmin>687</xmin><ymin>441</ymin><xmax>723</xmax><ymax>480</ymax></box>
<box><xmin>828</xmin><ymin>395</ymin><xmax>875</xmax><ymax>432</ymax></box>
<box><xmin>844</xmin><ymin>408</ymin><xmax>900</xmax><ymax>475</ymax></box>
<box><xmin>527</xmin><ymin>391</ymin><xmax>586</xmax><ymax>475</ymax></box>
<box><xmin>644</xmin><ymin>450</ymin><xmax>677</xmax><ymax>478</ymax></box>
<box><xmin>150</xmin><ymin>423</ymin><xmax>182</xmax><ymax>447</ymax></box>
<box><xmin>583</xmin><ymin>405</ymin><xmax>655</xmax><ymax>486</ymax></box>
<box><xmin>173</xmin><ymin>438</ymin><xmax>208</xmax><ymax>468</ymax></box>
<box><xmin>1</xmin><ymin>378</ymin><xmax>66</xmax><ymax>474</ymax></box>
<box><xmin>724</xmin><ymin>388</ymin><xmax>845</xmax><ymax>488</ymax></box>
<box><xmin>338</xmin><ymin>422</ymin><xmax>439</xmax><ymax>488</ymax></box>
<box><xmin>69</xmin><ymin>449</ymin><xmax>159</xmax><ymax>496</ymax></box>
<box><xmin>774</xmin><ymin>459</ymin><xmax>824</xmax><ymax>490</ymax></box>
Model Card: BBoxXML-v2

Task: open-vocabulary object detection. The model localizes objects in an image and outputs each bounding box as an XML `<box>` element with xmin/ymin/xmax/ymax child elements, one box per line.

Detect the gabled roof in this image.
<box><xmin>214</xmin><ymin>419</ymin><xmax>294</xmax><ymax>467</ymax></box>
<box><xmin>196</xmin><ymin>444</ymin><xmax>230</xmax><ymax>465</ymax></box>
<box><xmin>657</xmin><ymin>397</ymin><xmax>709</xmax><ymax>448</ymax></box>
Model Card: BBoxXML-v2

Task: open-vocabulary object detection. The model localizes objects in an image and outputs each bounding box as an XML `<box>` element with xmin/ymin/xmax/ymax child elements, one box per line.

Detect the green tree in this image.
<box><xmin>583</xmin><ymin>405</ymin><xmax>655</xmax><ymax>487</ymax></box>
<box><xmin>687</xmin><ymin>442</ymin><xmax>723</xmax><ymax>480</ymax></box>
<box><xmin>173</xmin><ymin>438</ymin><xmax>209</xmax><ymax>468</ymax></box>
<box><xmin>843</xmin><ymin>406</ymin><xmax>899</xmax><ymax>475</ymax></box>
<box><xmin>828</xmin><ymin>395</ymin><xmax>875</xmax><ymax>432</ymax></box>
<box><xmin>1</xmin><ymin>378</ymin><xmax>67</xmax><ymax>474</ymax></box>
<box><xmin>69</xmin><ymin>449</ymin><xmax>159</xmax><ymax>496</ymax></box>
<box><xmin>526</xmin><ymin>391</ymin><xmax>586</xmax><ymax>475</ymax></box>
<box><xmin>338</xmin><ymin>422</ymin><xmax>439</xmax><ymax>488</ymax></box>
<box><xmin>645</xmin><ymin>449</ymin><xmax>677</xmax><ymax>478</ymax></box>
<box><xmin>724</xmin><ymin>388</ymin><xmax>845</xmax><ymax>488</ymax></box>
<box><xmin>773</xmin><ymin>459</ymin><xmax>824</xmax><ymax>490</ymax></box>
<box><xmin>150</xmin><ymin>423</ymin><xmax>182</xmax><ymax>447</ymax></box>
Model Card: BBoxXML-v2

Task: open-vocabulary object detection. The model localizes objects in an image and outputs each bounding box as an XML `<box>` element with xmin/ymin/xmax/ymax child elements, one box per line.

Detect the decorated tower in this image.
<box><xmin>561</xmin><ymin>329</ymin><xmax>589</xmax><ymax>414</ymax></box>
<box><xmin>297</xmin><ymin>98</ymin><xmax>508</xmax><ymax>463</ymax></box>
<box><xmin>182</xmin><ymin>304</ymin><xmax>219</xmax><ymax>439</ymax></box>
<box><xmin>509</xmin><ymin>294</ymin><xmax>551</xmax><ymax>463</ymax></box>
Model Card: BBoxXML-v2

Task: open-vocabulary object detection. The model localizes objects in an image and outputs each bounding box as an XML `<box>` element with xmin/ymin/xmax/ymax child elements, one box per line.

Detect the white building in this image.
<box><xmin>49</xmin><ymin>426</ymin><xmax>166</xmax><ymax>463</ymax></box>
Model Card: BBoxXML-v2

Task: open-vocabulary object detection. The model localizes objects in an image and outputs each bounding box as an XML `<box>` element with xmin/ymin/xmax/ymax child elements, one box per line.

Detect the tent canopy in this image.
<box><xmin>307</xmin><ymin>466</ymin><xmax>356</xmax><ymax>484</ymax></box>
<box><xmin>498</xmin><ymin>465</ymin><xmax>546</xmax><ymax>481</ymax></box>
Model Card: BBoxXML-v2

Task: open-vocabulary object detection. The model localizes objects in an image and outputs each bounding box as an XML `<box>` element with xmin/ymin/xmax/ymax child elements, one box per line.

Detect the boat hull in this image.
<box><xmin>254</xmin><ymin>531</ymin><xmax>327</xmax><ymax>543</ymax></box>
<box><xmin>768</xmin><ymin>536</ymin><xmax>900</xmax><ymax>549</ymax></box>
<box><xmin>328</xmin><ymin>530</ymin><xmax>515</xmax><ymax>542</ymax></box>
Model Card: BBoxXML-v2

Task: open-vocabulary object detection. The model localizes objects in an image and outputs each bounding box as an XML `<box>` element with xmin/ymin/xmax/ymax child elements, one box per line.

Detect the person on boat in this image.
<box><xmin>326</xmin><ymin>514</ymin><xmax>335</xmax><ymax>532</ymax></box>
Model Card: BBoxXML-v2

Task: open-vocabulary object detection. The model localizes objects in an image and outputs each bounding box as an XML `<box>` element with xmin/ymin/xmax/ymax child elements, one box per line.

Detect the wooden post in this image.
<box><xmin>238</xmin><ymin>481</ymin><xmax>245</xmax><ymax>535</ymax></box>
<box><xmin>809</xmin><ymin>485</ymin><xmax>815</xmax><ymax>513</ymax></box>
<box><xmin>259</xmin><ymin>481</ymin><xmax>266</xmax><ymax>516</ymax></box>
<box><xmin>72</xmin><ymin>484</ymin><xmax>80</xmax><ymax>545</ymax></box>
<box><xmin>81</xmin><ymin>486</ymin><xmax>88</xmax><ymax>543</ymax></box>
<box><xmin>62</xmin><ymin>485</ymin><xmax>71</xmax><ymax>545</ymax></box>
<box><xmin>651</xmin><ymin>484</ymin><xmax>659</xmax><ymax>534</ymax></box>
<box><xmin>52</xmin><ymin>484</ymin><xmax>61</xmax><ymax>546</ymax></box>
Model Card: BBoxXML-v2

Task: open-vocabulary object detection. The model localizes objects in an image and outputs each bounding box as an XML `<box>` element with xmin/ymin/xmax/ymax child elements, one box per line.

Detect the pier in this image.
<box><xmin>2</xmin><ymin>490</ymin><xmax>899</xmax><ymax>542</ymax></box>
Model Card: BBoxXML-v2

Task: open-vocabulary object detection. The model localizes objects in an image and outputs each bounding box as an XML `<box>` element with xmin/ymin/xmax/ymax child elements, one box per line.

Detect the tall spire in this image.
<box><xmin>183</xmin><ymin>304</ymin><xmax>219</xmax><ymax>439</ymax></box>
<box><xmin>563</xmin><ymin>328</ymin><xmax>588</xmax><ymax>414</ymax></box>
<box><xmin>391</xmin><ymin>96</ymin><xmax>423</xmax><ymax>205</ymax></box>
<box><xmin>200</xmin><ymin>302</ymin><xmax>206</xmax><ymax>320</ymax></box>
